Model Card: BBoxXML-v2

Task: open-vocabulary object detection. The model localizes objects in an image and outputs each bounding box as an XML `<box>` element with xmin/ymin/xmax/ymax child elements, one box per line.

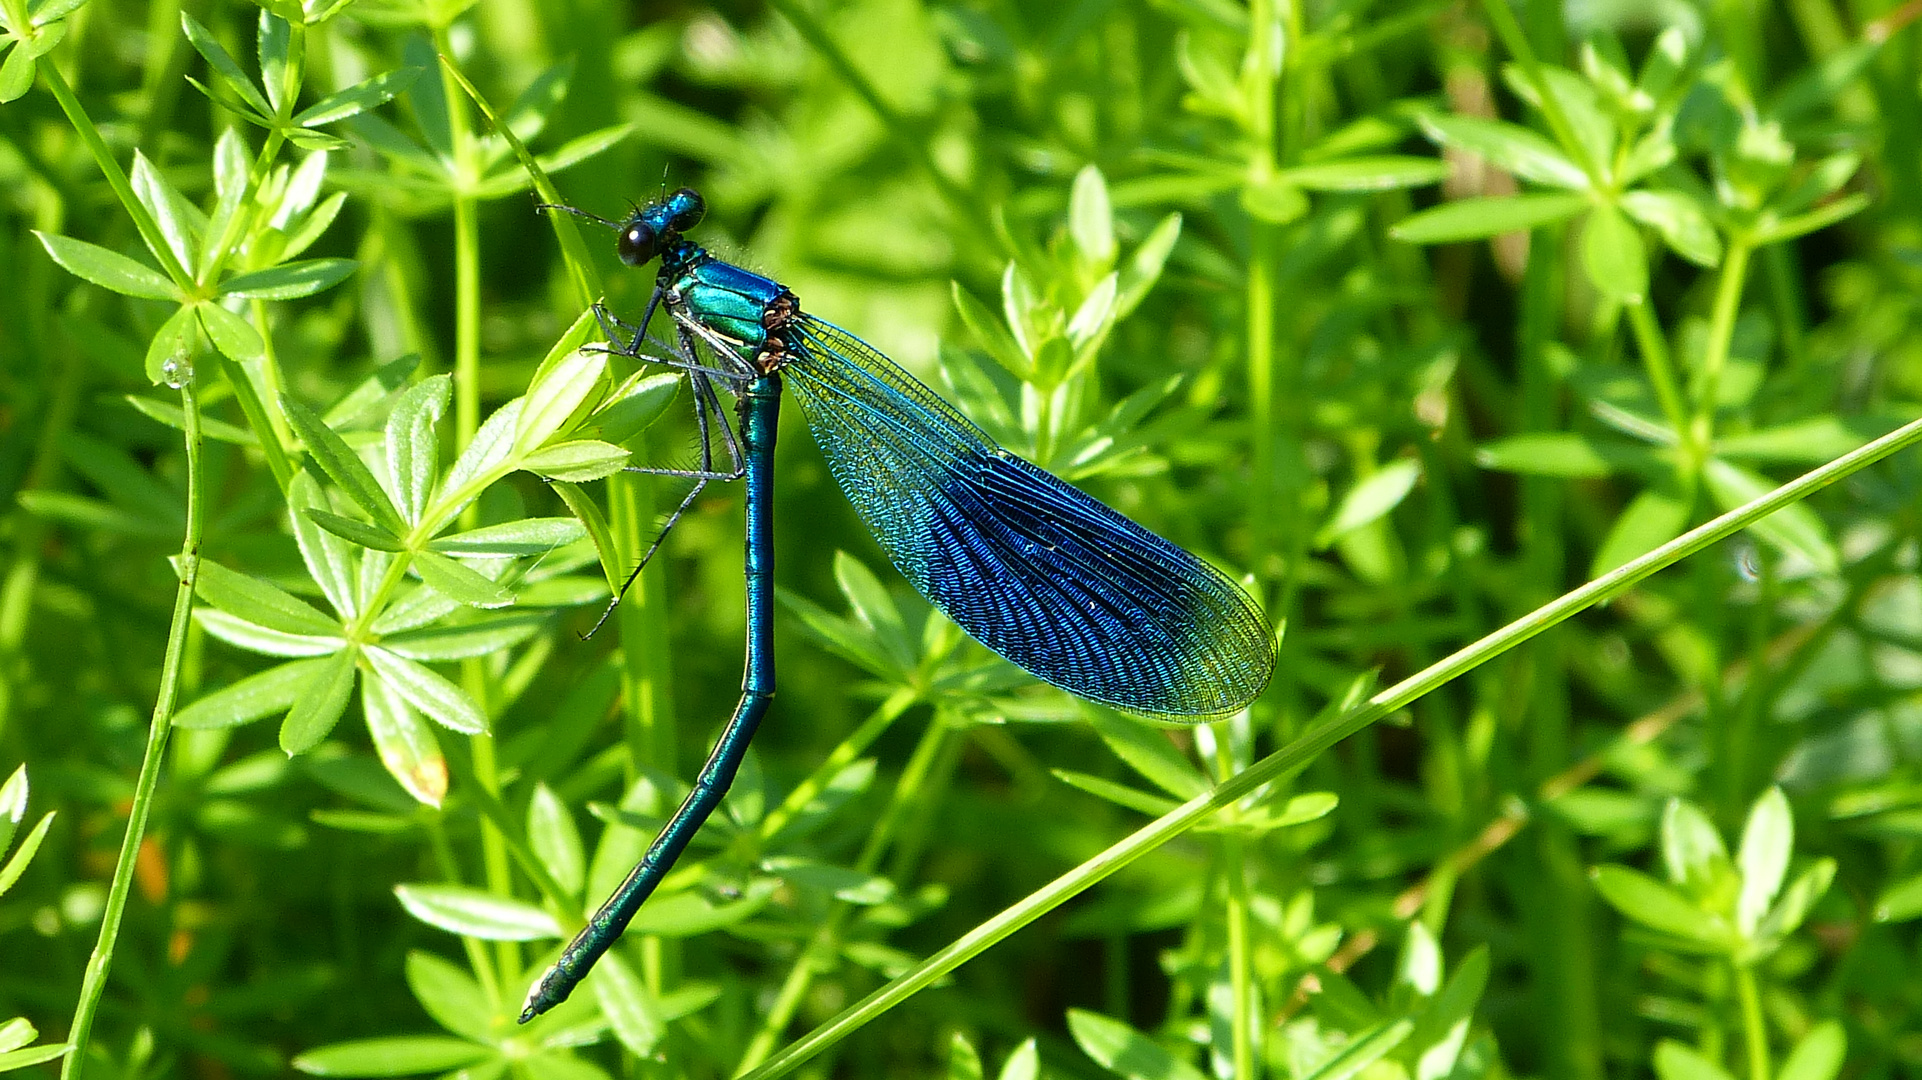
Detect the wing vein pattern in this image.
<box><xmin>785</xmin><ymin>316</ymin><xmax>1273</xmax><ymax>718</ymax></box>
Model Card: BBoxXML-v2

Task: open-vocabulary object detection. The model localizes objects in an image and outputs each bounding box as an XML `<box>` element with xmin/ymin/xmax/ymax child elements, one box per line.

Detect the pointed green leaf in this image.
<box><xmin>403</xmin><ymin>951</ymin><xmax>493</xmax><ymax>1042</ymax></box>
<box><xmin>280</xmin><ymin>646</ymin><xmax>359</xmax><ymax>754</ymax></box>
<box><xmin>1580</xmin><ymin>203</ymin><xmax>1648</xmax><ymax>302</ymax></box>
<box><xmin>143</xmin><ymin>305</ymin><xmax>202</xmax><ymax>387</ymax></box>
<box><xmin>0</xmin><ymin>41</ymin><xmax>38</xmax><ymax>104</ymax></box>
<box><xmin>1085</xmin><ymin>705</ymin><xmax>1208</xmax><ymax>799</ymax></box>
<box><xmin>220</xmin><ymin>258</ymin><xmax>357</xmax><ymax>300</ymax></box>
<box><xmin>363</xmin><ymin>646</ymin><xmax>489</xmax><ymax>733</ymax></box>
<box><xmin>1392</xmin><ymin>193</ymin><xmax>1587</xmax><ymax>244</ymax></box>
<box><xmin>1302</xmin><ymin>1019</ymin><xmax>1416</xmax><ymax>1080</ymax></box>
<box><xmin>1621</xmin><ymin>189</ymin><xmax>1722</xmax><ymax>267</ymax></box>
<box><xmin>412</xmin><ymin>551</ymin><xmax>514</xmax><ymax>609</ymax></box>
<box><xmin>306</xmin><ymin>509</ymin><xmax>406</xmax><ymax>552</ymax></box>
<box><xmin>516</xmin><ymin>349</ymin><xmax>608</xmax><ymax>453</ymax></box>
<box><xmin>1279</xmin><ymin>156</ymin><xmax>1449</xmax><ymax>192</ymax></box>
<box><xmin>196</xmin><ymin>301</ymin><xmax>266</xmax><ymax>364</ymax></box>
<box><xmin>589</xmin><ymin>371</ymin><xmax>678</xmax><ymax>446</ymax></box>
<box><xmin>1593</xmin><ymin>486</ymin><xmax>1690</xmax><ymax>576</ymax></box>
<box><xmin>591</xmin><ymin>949</ymin><xmax>663</xmax><ymax>1056</ymax></box>
<box><xmin>294</xmin><ymin>66</ymin><xmax>424</xmax><ymax>126</ymax></box>
<box><xmin>1652</xmin><ymin>1042</ymin><xmax>1736</xmax><ymax>1080</ymax></box>
<box><xmin>1736</xmin><ymin>787</ymin><xmax>1793</xmax><ymax>935</ymax></box>
<box><xmin>362</xmin><ymin>676</ymin><xmax>447</xmax><ymax>808</ymax></box>
<box><xmin>1662</xmin><ymin>798</ymin><xmax>1731</xmax><ymax>890</ymax></box>
<box><xmin>177</xmin><ymin>657</ymin><xmax>333</xmax><ymax>729</ymax></box>
<box><xmin>1052</xmin><ymin>770</ymin><xmax>1179</xmax><ymax>817</ymax></box>
<box><xmin>1239</xmin><ymin>179</ymin><xmax>1308</xmax><ymax>224</ymax></box>
<box><xmin>1069</xmin><ymin>165</ymin><xmax>1116</xmax><ymax>267</ymax></box>
<box><xmin>180</xmin><ymin>12</ymin><xmax>271</xmax><ymax>118</ymax></box>
<box><xmin>1413</xmin><ymin>946</ymin><xmax>1489</xmax><ymax>1080</ymax></box>
<box><xmin>196</xmin><ymin>608</ymin><xmax>344</xmax><ymax>658</ymax></box>
<box><xmin>0</xmin><ymin>1042</ymin><xmax>70</xmax><ymax>1071</ymax></box>
<box><xmin>550</xmin><ymin>482</ymin><xmax>621</xmax><ymax>598</ymax></box>
<box><xmin>0</xmin><ymin>811</ymin><xmax>54</xmax><ymax>898</ymax></box>
<box><xmin>520</xmin><ymin>439</ymin><xmax>629</xmax><ymax>482</ymax></box>
<box><xmin>1415</xmin><ymin>112</ymin><xmax>1588</xmax><ymax>189</ymax></box>
<box><xmin>1591</xmin><ymin>865</ymin><xmax>1729</xmax><ymax>949</ymax></box>
<box><xmin>0</xmin><ymin>1017</ymin><xmax>36</xmax><ymax>1055</ymax></box>
<box><xmin>1066</xmin><ymin>1009</ymin><xmax>1210</xmax><ymax>1080</ymax></box>
<box><xmin>1115</xmin><ymin>212</ymin><xmax>1181</xmax><ymax>318</ymax></box>
<box><xmin>293</xmin><ymin>1037</ymin><xmax>492</xmax><ymax>1077</ymax></box>
<box><xmin>393</xmin><ymin>884</ymin><xmax>560</xmax><ymax>941</ymax></box>
<box><xmin>35</xmin><ymin>232</ymin><xmax>177</xmax><ymax>300</ymax></box>
<box><xmin>1704</xmin><ymin>459</ymin><xmax>1839</xmax><ymax>573</ymax></box>
<box><xmin>281</xmin><ymin>394</ymin><xmax>407</xmax><ymax>534</ymax></box>
<box><xmin>430</xmin><ymin>518</ymin><xmax>583</xmax><ymax>557</ymax></box>
<box><xmin>998</xmin><ymin>1040</ymin><xmax>1039</xmax><ymax>1080</ymax></box>
<box><xmin>528</xmin><ymin>783</ymin><xmax>584</xmax><ymax>896</ymax></box>
<box><xmin>1778</xmin><ymin>1022</ymin><xmax>1846</xmax><ymax>1080</ymax></box>
<box><xmin>289</xmin><ymin>471</ymin><xmax>360</xmax><ymax>619</ymax></box>
<box><xmin>195</xmin><ymin>559</ymin><xmax>339</xmax><ymax>636</ymax></box>
<box><xmin>384</xmin><ymin>376</ymin><xmax>450</xmax><ymax>525</ymax></box>
<box><xmin>444</xmin><ymin>399</ymin><xmax>524</xmax><ymax>507</ymax></box>
<box><xmin>1317</xmin><ymin>459</ymin><xmax>1422</xmax><ymax>548</ymax></box>
<box><xmin>131</xmin><ymin>151</ymin><xmax>203</xmax><ymax>274</ymax></box>
<box><xmin>952</xmin><ymin>281</ymin><xmax>1032</xmax><ymax>379</ymax></box>
<box><xmin>377</xmin><ymin>613</ymin><xmax>547</xmax><ymax>662</ymax></box>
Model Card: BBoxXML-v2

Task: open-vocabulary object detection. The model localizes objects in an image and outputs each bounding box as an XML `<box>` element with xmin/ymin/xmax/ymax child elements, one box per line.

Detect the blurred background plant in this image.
<box><xmin>3</xmin><ymin>0</ymin><xmax>1921</xmax><ymax>1078</ymax></box>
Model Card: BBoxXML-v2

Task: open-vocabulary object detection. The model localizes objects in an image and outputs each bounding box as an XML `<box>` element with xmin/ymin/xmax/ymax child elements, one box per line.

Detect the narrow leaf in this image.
<box><xmin>279</xmin><ymin>647</ymin><xmax>359</xmax><ymax>755</ymax></box>
<box><xmin>1391</xmin><ymin>193</ymin><xmax>1587</xmax><ymax>243</ymax></box>
<box><xmin>281</xmin><ymin>394</ymin><xmax>408</xmax><ymax>534</ymax></box>
<box><xmin>393</xmin><ymin>883</ymin><xmax>560</xmax><ymax>940</ymax></box>
<box><xmin>363</xmin><ymin>646</ymin><xmax>489</xmax><ymax>734</ymax></box>
<box><xmin>176</xmin><ymin>657</ymin><xmax>332</xmax><ymax>729</ymax></box>
<box><xmin>35</xmin><ymin>232</ymin><xmax>177</xmax><ymax>300</ymax></box>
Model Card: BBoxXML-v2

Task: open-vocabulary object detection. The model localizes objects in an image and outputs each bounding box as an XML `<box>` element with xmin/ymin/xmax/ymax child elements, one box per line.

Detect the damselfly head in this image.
<box><xmin>616</xmin><ymin>219</ymin><xmax>660</xmax><ymax>267</ymax></box>
<box><xmin>616</xmin><ymin>187</ymin><xmax>707</xmax><ymax>267</ymax></box>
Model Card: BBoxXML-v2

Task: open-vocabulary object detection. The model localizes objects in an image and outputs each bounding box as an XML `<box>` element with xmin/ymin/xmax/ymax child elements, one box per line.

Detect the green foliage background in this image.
<box><xmin>2</xmin><ymin>0</ymin><xmax>1921</xmax><ymax>1078</ymax></box>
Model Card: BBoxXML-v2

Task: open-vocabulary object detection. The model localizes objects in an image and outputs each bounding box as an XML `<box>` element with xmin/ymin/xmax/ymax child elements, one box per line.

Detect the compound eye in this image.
<box><xmin>616</xmin><ymin>222</ymin><xmax>658</xmax><ymax>266</ymax></box>
<box><xmin>668</xmin><ymin>188</ymin><xmax>706</xmax><ymax>232</ymax></box>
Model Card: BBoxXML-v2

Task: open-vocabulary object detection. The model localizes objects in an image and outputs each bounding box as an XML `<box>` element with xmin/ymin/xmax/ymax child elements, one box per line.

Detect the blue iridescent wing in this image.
<box><xmin>784</xmin><ymin>316</ymin><xmax>1273</xmax><ymax>719</ymax></box>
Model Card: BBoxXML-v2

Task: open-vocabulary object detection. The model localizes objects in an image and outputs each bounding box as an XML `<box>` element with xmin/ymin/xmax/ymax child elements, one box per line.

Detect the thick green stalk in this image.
<box><xmin>61</xmin><ymin>372</ymin><xmax>204</xmax><ymax>1080</ymax></box>
<box><xmin>1688</xmin><ymin>238</ymin><xmax>1754</xmax><ymax>469</ymax></box>
<box><xmin>738</xmin><ymin>413</ymin><xmax>1922</xmax><ymax>1080</ymax></box>
<box><xmin>1734</xmin><ymin>964</ymin><xmax>1770</xmax><ymax>1080</ymax></box>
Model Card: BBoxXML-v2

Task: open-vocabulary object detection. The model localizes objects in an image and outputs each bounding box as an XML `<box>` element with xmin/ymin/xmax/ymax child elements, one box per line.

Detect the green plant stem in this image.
<box><xmin>1246</xmin><ymin>0</ymin><xmax>1280</xmax><ymax>583</ymax></box>
<box><xmin>1225</xmin><ymin>832</ymin><xmax>1256</xmax><ymax>1080</ymax></box>
<box><xmin>1626</xmin><ymin>298</ymin><xmax>1687</xmax><ymax>437</ymax></box>
<box><xmin>610</xmin><ymin>467</ymin><xmax>674</xmax><ymax>993</ymax></box>
<box><xmin>746</xmin><ymin>688</ymin><xmax>915</xmax><ymax>848</ymax></box>
<box><xmin>1477</xmin><ymin>0</ymin><xmax>1603</xmax><ymax>185</ymax></box>
<box><xmin>735</xmin><ymin>706</ymin><xmax>957</xmax><ymax>1075</ymax></box>
<box><xmin>37</xmin><ymin>64</ymin><xmax>190</xmax><ymax>286</ymax></box>
<box><xmin>1734</xmin><ymin>964</ymin><xmax>1770</xmax><ymax>1080</ymax></box>
<box><xmin>217</xmin><ymin>350</ymin><xmax>296</xmax><ymax>494</ymax></box>
<box><xmin>61</xmin><ymin>372</ymin><xmax>205</xmax><ymax>1080</ymax></box>
<box><xmin>1689</xmin><ymin>237</ymin><xmax>1754</xmax><ymax>469</ymax></box>
<box><xmin>738</xmin><ymin>412</ymin><xmax>1922</xmax><ymax>1080</ymax></box>
<box><xmin>1209</xmin><ymin>724</ymin><xmax>1256</xmax><ymax>1080</ymax></box>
